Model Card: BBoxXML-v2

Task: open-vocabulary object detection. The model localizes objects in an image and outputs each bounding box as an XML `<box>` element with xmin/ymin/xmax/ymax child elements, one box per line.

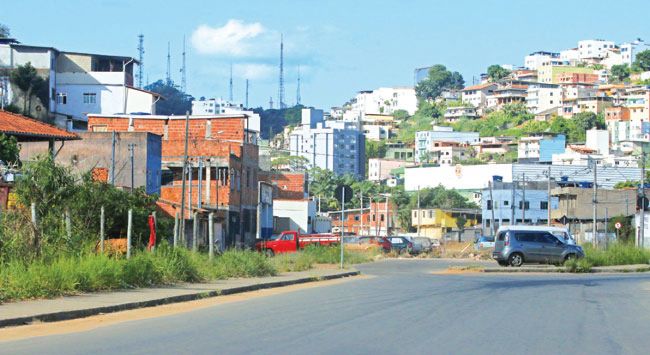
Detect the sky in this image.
<box><xmin>4</xmin><ymin>0</ymin><xmax>650</xmax><ymax>110</ymax></box>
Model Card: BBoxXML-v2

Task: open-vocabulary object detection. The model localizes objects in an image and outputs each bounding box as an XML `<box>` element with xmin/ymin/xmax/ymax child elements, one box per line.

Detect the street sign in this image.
<box><xmin>615</xmin><ymin>222</ymin><xmax>622</xmax><ymax>230</ymax></box>
<box><xmin>334</xmin><ymin>185</ymin><xmax>353</xmax><ymax>204</ymax></box>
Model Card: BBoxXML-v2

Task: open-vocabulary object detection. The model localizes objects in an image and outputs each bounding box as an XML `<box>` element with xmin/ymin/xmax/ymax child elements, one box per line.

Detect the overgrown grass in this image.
<box><xmin>0</xmin><ymin>244</ymin><xmax>276</xmax><ymax>303</ymax></box>
<box><xmin>271</xmin><ymin>245</ymin><xmax>381</xmax><ymax>272</ymax></box>
<box><xmin>582</xmin><ymin>243</ymin><xmax>650</xmax><ymax>266</ymax></box>
<box><xmin>564</xmin><ymin>258</ymin><xmax>593</xmax><ymax>273</ymax></box>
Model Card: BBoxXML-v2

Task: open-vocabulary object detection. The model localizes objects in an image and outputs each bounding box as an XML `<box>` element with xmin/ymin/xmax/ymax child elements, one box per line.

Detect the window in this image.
<box><xmin>518</xmin><ymin>201</ymin><xmax>530</xmax><ymax>210</ymax></box>
<box><xmin>92</xmin><ymin>125</ymin><xmax>107</xmax><ymax>132</ymax></box>
<box><xmin>503</xmin><ymin>200</ymin><xmax>509</xmax><ymax>206</ymax></box>
<box><xmin>380</xmin><ymin>214</ymin><xmax>385</xmax><ymax>222</ymax></box>
<box><xmin>487</xmin><ymin>200</ymin><xmax>492</xmax><ymax>210</ymax></box>
<box><xmin>83</xmin><ymin>93</ymin><xmax>96</xmax><ymax>104</ymax></box>
<box><xmin>540</xmin><ymin>201</ymin><xmax>548</xmax><ymax>210</ymax></box>
<box><xmin>56</xmin><ymin>93</ymin><xmax>67</xmax><ymax>104</ymax></box>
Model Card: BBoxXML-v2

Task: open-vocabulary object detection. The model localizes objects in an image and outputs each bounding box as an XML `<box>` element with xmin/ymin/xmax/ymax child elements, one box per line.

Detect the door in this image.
<box><xmin>514</xmin><ymin>231</ymin><xmax>540</xmax><ymax>262</ymax></box>
<box><xmin>538</xmin><ymin>233</ymin><xmax>565</xmax><ymax>263</ymax></box>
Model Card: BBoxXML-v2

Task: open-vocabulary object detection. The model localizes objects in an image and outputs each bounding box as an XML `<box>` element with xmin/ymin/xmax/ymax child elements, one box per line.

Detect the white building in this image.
<box><xmin>578</xmin><ymin>39</ymin><xmax>616</xmax><ymax>60</ymax></box>
<box><xmin>444</xmin><ymin>106</ymin><xmax>478</xmax><ymax>122</ymax></box>
<box><xmin>192</xmin><ymin>98</ymin><xmax>261</xmax><ymax>133</ymax></box>
<box><xmin>289</xmin><ymin>108</ymin><xmax>365</xmax><ymax>177</ymax></box>
<box><xmin>273</xmin><ymin>199</ymin><xmax>319</xmax><ymax>234</ymax></box>
<box><xmin>524</xmin><ymin>51</ymin><xmax>560</xmax><ymax>70</ymax></box>
<box><xmin>415</xmin><ymin>126</ymin><xmax>479</xmax><ymax>163</ymax></box>
<box><xmin>363</xmin><ymin>124</ymin><xmax>391</xmax><ymax>141</ymax></box>
<box><xmin>0</xmin><ymin>39</ymin><xmax>158</xmax><ymax>129</ymax></box>
<box><xmin>461</xmin><ymin>83</ymin><xmax>497</xmax><ymax>109</ymax></box>
<box><xmin>526</xmin><ymin>83</ymin><xmax>561</xmax><ymax>114</ymax></box>
<box><xmin>560</xmin><ymin>48</ymin><xmax>580</xmax><ymax>64</ymax></box>
<box><xmin>368</xmin><ymin>159</ymin><xmax>414</xmax><ymax>182</ymax></box>
<box><xmin>349</xmin><ymin>87</ymin><xmax>417</xmax><ymax>121</ymax></box>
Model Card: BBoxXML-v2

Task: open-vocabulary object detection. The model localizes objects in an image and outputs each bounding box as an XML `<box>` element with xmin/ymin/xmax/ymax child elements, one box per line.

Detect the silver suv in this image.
<box><xmin>492</xmin><ymin>226</ymin><xmax>585</xmax><ymax>267</ymax></box>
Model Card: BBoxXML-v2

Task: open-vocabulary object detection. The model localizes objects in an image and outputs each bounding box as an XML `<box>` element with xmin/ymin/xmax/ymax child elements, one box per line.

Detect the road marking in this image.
<box><xmin>0</xmin><ymin>275</ymin><xmax>370</xmax><ymax>343</ymax></box>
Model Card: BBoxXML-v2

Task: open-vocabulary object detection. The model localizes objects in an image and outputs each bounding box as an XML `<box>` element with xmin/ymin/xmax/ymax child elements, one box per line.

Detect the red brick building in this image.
<box><xmin>330</xmin><ymin>201</ymin><xmax>399</xmax><ymax>236</ymax></box>
<box><xmin>258</xmin><ymin>171</ymin><xmax>308</xmax><ymax>200</ymax></box>
<box><xmin>87</xmin><ymin>113</ymin><xmax>259</xmax><ymax>248</ymax></box>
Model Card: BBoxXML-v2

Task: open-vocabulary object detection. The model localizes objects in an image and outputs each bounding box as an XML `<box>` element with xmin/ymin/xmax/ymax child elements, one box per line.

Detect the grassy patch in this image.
<box><xmin>0</xmin><ymin>245</ymin><xmax>276</xmax><ymax>303</ymax></box>
<box><xmin>271</xmin><ymin>245</ymin><xmax>381</xmax><ymax>273</ymax></box>
<box><xmin>582</xmin><ymin>243</ymin><xmax>650</xmax><ymax>266</ymax></box>
<box><xmin>564</xmin><ymin>258</ymin><xmax>593</xmax><ymax>273</ymax></box>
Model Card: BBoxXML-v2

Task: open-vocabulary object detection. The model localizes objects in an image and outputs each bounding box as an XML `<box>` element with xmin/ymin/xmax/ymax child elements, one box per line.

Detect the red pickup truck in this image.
<box><xmin>255</xmin><ymin>230</ymin><xmax>340</xmax><ymax>256</ymax></box>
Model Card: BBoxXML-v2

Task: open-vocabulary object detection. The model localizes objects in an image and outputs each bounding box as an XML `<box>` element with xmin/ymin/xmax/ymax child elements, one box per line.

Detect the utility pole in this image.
<box><xmin>360</xmin><ymin>191</ymin><xmax>364</xmax><ymax>236</ymax></box>
<box><xmin>128</xmin><ymin>143</ymin><xmax>135</xmax><ymax>194</ymax></box>
<box><xmin>489</xmin><ymin>180</ymin><xmax>495</xmax><ymax>236</ymax></box>
<box><xmin>166</xmin><ymin>42</ymin><xmax>171</xmax><ymax>85</ymax></box>
<box><xmin>340</xmin><ymin>187</ymin><xmax>345</xmax><ymax>269</ymax></box>
<box><xmin>179</xmin><ymin>112</ymin><xmax>190</xmax><ymax>245</ymax></box>
<box><xmin>522</xmin><ymin>173</ymin><xmax>526</xmax><ymax>223</ymax></box>
<box><xmin>511</xmin><ymin>177</ymin><xmax>515</xmax><ymax>225</ymax></box>
<box><xmin>547</xmin><ymin>166</ymin><xmax>552</xmax><ymax>226</ymax></box>
<box><xmin>110</xmin><ymin>131</ymin><xmax>116</xmax><ymax>185</ymax></box>
<box><xmin>417</xmin><ymin>186</ymin><xmax>421</xmax><ymax>237</ymax></box>
<box><xmin>385</xmin><ymin>196</ymin><xmax>390</xmax><ymax>237</ymax></box>
<box><xmin>640</xmin><ymin>153</ymin><xmax>646</xmax><ymax>248</ymax></box>
<box><xmin>593</xmin><ymin>157</ymin><xmax>598</xmax><ymax>247</ymax></box>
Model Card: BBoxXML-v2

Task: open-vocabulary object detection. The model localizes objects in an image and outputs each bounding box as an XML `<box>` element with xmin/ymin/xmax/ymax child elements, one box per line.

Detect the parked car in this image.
<box><xmin>358</xmin><ymin>236</ymin><xmax>391</xmax><ymax>252</ymax></box>
<box><xmin>474</xmin><ymin>236</ymin><xmax>495</xmax><ymax>250</ymax></box>
<box><xmin>388</xmin><ymin>236</ymin><xmax>413</xmax><ymax>254</ymax></box>
<box><xmin>492</xmin><ymin>226</ymin><xmax>584</xmax><ymax>267</ymax></box>
<box><xmin>405</xmin><ymin>237</ymin><xmax>433</xmax><ymax>254</ymax></box>
<box><xmin>255</xmin><ymin>231</ymin><xmax>339</xmax><ymax>256</ymax></box>
<box><xmin>430</xmin><ymin>239</ymin><xmax>441</xmax><ymax>248</ymax></box>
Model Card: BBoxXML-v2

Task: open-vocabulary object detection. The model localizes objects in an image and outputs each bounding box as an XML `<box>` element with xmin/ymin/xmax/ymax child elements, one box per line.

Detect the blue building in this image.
<box><xmin>415</xmin><ymin>126</ymin><xmax>479</xmax><ymax>163</ymax></box>
<box><xmin>518</xmin><ymin>134</ymin><xmax>566</xmax><ymax>163</ymax></box>
<box><xmin>482</xmin><ymin>179</ymin><xmax>559</xmax><ymax>233</ymax></box>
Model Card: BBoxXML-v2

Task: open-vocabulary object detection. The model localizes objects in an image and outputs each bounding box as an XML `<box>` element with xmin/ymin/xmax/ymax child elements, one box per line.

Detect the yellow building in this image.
<box><xmin>411</xmin><ymin>208</ymin><xmax>481</xmax><ymax>238</ymax></box>
<box><xmin>537</xmin><ymin>65</ymin><xmax>595</xmax><ymax>84</ymax></box>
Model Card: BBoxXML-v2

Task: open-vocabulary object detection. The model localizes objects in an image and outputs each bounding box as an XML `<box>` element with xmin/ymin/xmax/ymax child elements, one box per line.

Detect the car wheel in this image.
<box><xmin>497</xmin><ymin>261</ymin><xmax>508</xmax><ymax>267</ymax></box>
<box><xmin>265</xmin><ymin>249</ymin><xmax>274</xmax><ymax>257</ymax></box>
<box><xmin>564</xmin><ymin>254</ymin><xmax>576</xmax><ymax>262</ymax></box>
<box><xmin>508</xmin><ymin>253</ymin><xmax>524</xmax><ymax>267</ymax></box>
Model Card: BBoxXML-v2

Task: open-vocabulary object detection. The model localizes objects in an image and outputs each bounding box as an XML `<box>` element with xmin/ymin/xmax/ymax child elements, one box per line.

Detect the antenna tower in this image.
<box><xmin>245</xmin><ymin>79</ymin><xmax>249</xmax><ymax>108</ymax></box>
<box><xmin>296</xmin><ymin>65</ymin><xmax>301</xmax><ymax>106</ymax></box>
<box><xmin>166</xmin><ymin>42</ymin><xmax>171</xmax><ymax>85</ymax></box>
<box><xmin>180</xmin><ymin>35</ymin><xmax>187</xmax><ymax>92</ymax></box>
<box><xmin>229</xmin><ymin>64</ymin><xmax>233</xmax><ymax>102</ymax></box>
<box><xmin>269</xmin><ymin>96</ymin><xmax>274</xmax><ymax>109</ymax></box>
<box><xmin>278</xmin><ymin>34</ymin><xmax>285</xmax><ymax>109</ymax></box>
<box><xmin>137</xmin><ymin>34</ymin><xmax>144</xmax><ymax>88</ymax></box>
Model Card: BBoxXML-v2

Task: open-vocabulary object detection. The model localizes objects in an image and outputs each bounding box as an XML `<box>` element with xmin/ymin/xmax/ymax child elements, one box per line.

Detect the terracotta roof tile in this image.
<box><xmin>0</xmin><ymin>110</ymin><xmax>78</xmax><ymax>140</ymax></box>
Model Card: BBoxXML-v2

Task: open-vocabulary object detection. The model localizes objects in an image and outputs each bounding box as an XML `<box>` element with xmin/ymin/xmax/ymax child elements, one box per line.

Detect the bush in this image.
<box><xmin>582</xmin><ymin>243</ymin><xmax>650</xmax><ymax>266</ymax></box>
<box><xmin>564</xmin><ymin>258</ymin><xmax>593</xmax><ymax>273</ymax></box>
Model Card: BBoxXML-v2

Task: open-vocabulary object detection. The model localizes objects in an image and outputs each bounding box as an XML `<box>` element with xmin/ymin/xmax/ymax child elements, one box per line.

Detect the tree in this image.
<box><xmin>144</xmin><ymin>80</ymin><xmax>193</xmax><ymax>115</ymax></box>
<box><xmin>633</xmin><ymin>50</ymin><xmax>650</xmax><ymax>72</ymax></box>
<box><xmin>415</xmin><ymin>65</ymin><xmax>464</xmax><ymax>101</ymax></box>
<box><xmin>0</xmin><ymin>134</ymin><xmax>19</xmax><ymax>165</ymax></box>
<box><xmin>271</xmin><ymin>155</ymin><xmax>310</xmax><ymax>171</ymax></box>
<box><xmin>9</xmin><ymin>62</ymin><xmax>49</xmax><ymax>118</ymax></box>
<box><xmin>455</xmin><ymin>215</ymin><xmax>467</xmax><ymax>242</ymax></box>
<box><xmin>607</xmin><ymin>215</ymin><xmax>634</xmax><ymax>243</ymax></box>
<box><xmin>610</xmin><ymin>64</ymin><xmax>630</xmax><ymax>82</ymax></box>
<box><xmin>0</xmin><ymin>23</ymin><xmax>9</xmax><ymax>38</ymax></box>
<box><xmin>486</xmin><ymin>65</ymin><xmax>511</xmax><ymax>82</ymax></box>
<box><xmin>392</xmin><ymin>109</ymin><xmax>409</xmax><ymax>120</ymax></box>
<box><xmin>365</xmin><ymin>140</ymin><xmax>386</xmax><ymax>160</ymax></box>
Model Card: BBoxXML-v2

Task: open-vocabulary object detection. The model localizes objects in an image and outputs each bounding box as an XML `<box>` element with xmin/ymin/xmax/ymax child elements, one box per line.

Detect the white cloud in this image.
<box><xmin>233</xmin><ymin>63</ymin><xmax>275</xmax><ymax>80</ymax></box>
<box><xmin>191</xmin><ymin>20</ymin><xmax>265</xmax><ymax>56</ymax></box>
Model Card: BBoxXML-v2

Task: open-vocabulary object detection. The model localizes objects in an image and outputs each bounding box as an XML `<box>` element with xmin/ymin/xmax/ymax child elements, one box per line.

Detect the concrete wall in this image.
<box><xmin>19</xmin><ymin>132</ymin><xmax>162</xmax><ymax>194</ymax></box>
<box><xmin>273</xmin><ymin>199</ymin><xmax>314</xmax><ymax>234</ymax></box>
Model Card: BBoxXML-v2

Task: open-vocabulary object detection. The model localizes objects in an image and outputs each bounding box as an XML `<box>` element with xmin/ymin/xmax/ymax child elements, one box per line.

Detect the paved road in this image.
<box><xmin>3</xmin><ymin>259</ymin><xmax>650</xmax><ymax>354</ymax></box>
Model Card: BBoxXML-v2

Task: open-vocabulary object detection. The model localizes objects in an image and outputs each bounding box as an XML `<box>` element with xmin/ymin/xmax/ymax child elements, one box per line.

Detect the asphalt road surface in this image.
<box><xmin>3</xmin><ymin>259</ymin><xmax>650</xmax><ymax>355</ymax></box>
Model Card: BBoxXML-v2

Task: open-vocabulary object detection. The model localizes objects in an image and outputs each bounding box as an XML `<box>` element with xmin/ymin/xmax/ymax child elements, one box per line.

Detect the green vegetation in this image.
<box><xmin>271</xmin><ymin>245</ymin><xmax>381</xmax><ymax>272</ymax></box>
<box><xmin>452</xmin><ymin>104</ymin><xmax>604</xmax><ymax>143</ymax></box>
<box><xmin>10</xmin><ymin>62</ymin><xmax>50</xmax><ymax>119</ymax></box>
<box><xmin>271</xmin><ymin>155</ymin><xmax>310</xmax><ymax>171</ymax></box>
<box><xmin>0</xmin><ymin>245</ymin><xmax>276</xmax><ymax>303</ymax></box>
<box><xmin>144</xmin><ymin>80</ymin><xmax>193</xmax><ymax>115</ymax></box>
<box><xmin>610</xmin><ymin>64</ymin><xmax>631</xmax><ymax>83</ymax></box>
<box><xmin>564</xmin><ymin>258</ymin><xmax>593</xmax><ymax>273</ymax></box>
<box><xmin>415</xmin><ymin>64</ymin><xmax>464</xmax><ymax>101</ymax></box>
<box><xmin>255</xmin><ymin>105</ymin><xmax>305</xmax><ymax>139</ymax></box>
<box><xmin>486</xmin><ymin>64</ymin><xmax>511</xmax><ymax>82</ymax></box>
<box><xmin>582</xmin><ymin>243</ymin><xmax>650</xmax><ymax>267</ymax></box>
<box><xmin>0</xmin><ymin>133</ymin><xmax>20</xmax><ymax>165</ymax></box>
<box><xmin>396</xmin><ymin>100</ymin><xmax>444</xmax><ymax>142</ymax></box>
<box><xmin>366</xmin><ymin>140</ymin><xmax>387</xmax><ymax>160</ymax></box>
<box><xmin>633</xmin><ymin>49</ymin><xmax>650</xmax><ymax>72</ymax></box>
<box><xmin>0</xmin><ymin>23</ymin><xmax>9</xmax><ymax>38</ymax></box>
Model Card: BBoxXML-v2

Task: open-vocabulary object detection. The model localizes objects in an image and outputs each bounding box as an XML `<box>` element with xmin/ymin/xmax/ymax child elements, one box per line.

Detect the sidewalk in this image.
<box><xmin>0</xmin><ymin>268</ymin><xmax>359</xmax><ymax>328</ymax></box>
<box><xmin>482</xmin><ymin>264</ymin><xmax>650</xmax><ymax>273</ymax></box>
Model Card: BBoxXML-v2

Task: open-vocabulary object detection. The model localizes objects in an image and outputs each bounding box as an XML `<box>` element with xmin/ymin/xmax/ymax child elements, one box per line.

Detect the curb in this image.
<box><xmin>0</xmin><ymin>270</ymin><xmax>359</xmax><ymax>329</ymax></box>
<box><xmin>481</xmin><ymin>266</ymin><xmax>650</xmax><ymax>274</ymax></box>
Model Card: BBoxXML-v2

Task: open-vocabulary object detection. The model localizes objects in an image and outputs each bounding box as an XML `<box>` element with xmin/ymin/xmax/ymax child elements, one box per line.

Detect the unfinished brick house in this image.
<box><xmin>87</xmin><ymin>113</ymin><xmax>259</xmax><ymax>249</ymax></box>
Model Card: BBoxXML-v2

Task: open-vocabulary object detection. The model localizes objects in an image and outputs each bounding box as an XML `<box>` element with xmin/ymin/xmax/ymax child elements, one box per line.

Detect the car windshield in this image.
<box><xmin>268</xmin><ymin>234</ymin><xmax>282</xmax><ymax>241</ymax></box>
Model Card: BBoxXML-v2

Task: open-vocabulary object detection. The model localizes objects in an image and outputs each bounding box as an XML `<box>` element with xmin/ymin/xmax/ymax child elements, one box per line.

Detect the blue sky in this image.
<box><xmin>4</xmin><ymin>0</ymin><xmax>650</xmax><ymax>110</ymax></box>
